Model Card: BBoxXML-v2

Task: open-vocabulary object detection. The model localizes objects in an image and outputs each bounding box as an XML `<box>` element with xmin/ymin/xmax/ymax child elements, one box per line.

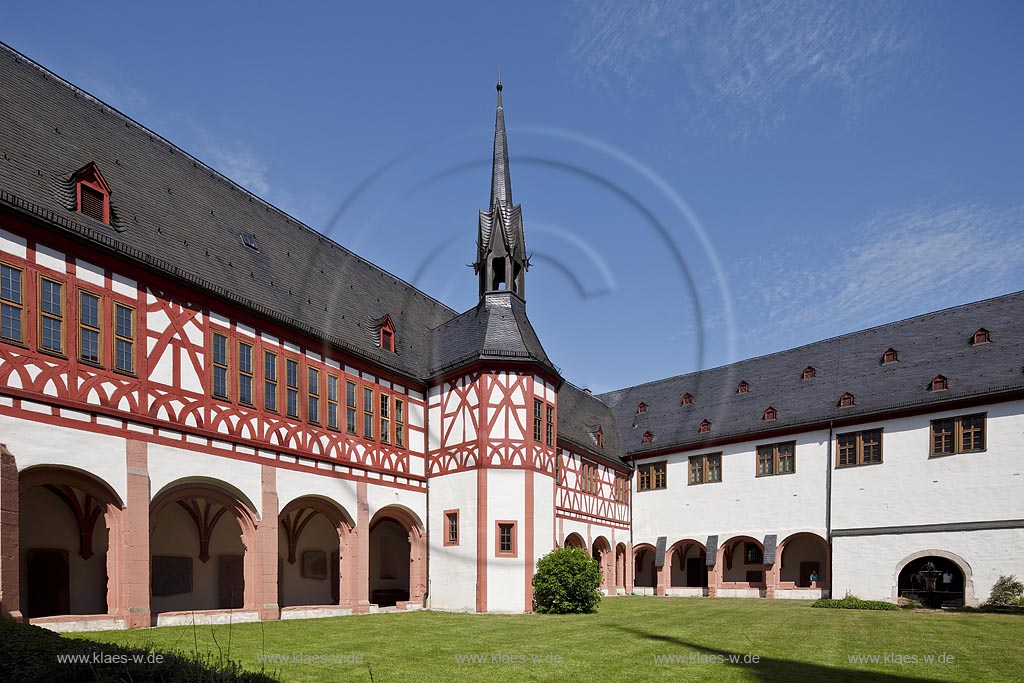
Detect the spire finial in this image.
<box><xmin>497</xmin><ymin>67</ymin><xmax>502</xmax><ymax>91</ymax></box>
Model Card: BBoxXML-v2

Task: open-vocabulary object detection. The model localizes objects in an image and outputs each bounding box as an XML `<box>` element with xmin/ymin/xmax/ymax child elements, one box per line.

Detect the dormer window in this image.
<box><xmin>681</xmin><ymin>393</ymin><xmax>693</xmax><ymax>405</ymax></box>
<box><xmin>971</xmin><ymin>328</ymin><xmax>990</xmax><ymax>345</ymax></box>
<box><xmin>838</xmin><ymin>392</ymin><xmax>855</xmax><ymax>408</ymax></box>
<box><xmin>596</xmin><ymin>426</ymin><xmax>604</xmax><ymax>448</ymax></box>
<box><xmin>802</xmin><ymin>367</ymin><xmax>816</xmax><ymax>380</ymax></box>
<box><xmin>73</xmin><ymin>162</ymin><xmax>111</xmax><ymax>224</ymax></box>
<box><xmin>641</xmin><ymin>431</ymin><xmax>654</xmax><ymax>444</ymax></box>
<box><xmin>929</xmin><ymin>375</ymin><xmax>948</xmax><ymax>392</ymax></box>
<box><xmin>637</xmin><ymin>402</ymin><xmax>647</xmax><ymax>415</ymax></box>
<box><xmin>379</xmin><ymin>315</ymin><xmax>395</xmax><ymax>353</ymax></box>
<box><xmin>240</xmin><ymin>232</ymin><xmax>258</xmax><ymax>251</ymax></box>
<box><xmin>698</xmin><ymin>419</ymin><xmax>711</xmax><ymax>433</ymax></box>
<box><xmin>737</xmin><ymin>381</ymin><xmax>749</xmax><ymax>394</ymax></box>
<box><xmin>882</xmin><ymin>348</ymin><xmax>898</xmax><ymax>364</ymax></box>
<box><xmin>763</xmin><ymin>406</ymin><xmax>777</xmax><ymax>421</ymax></box>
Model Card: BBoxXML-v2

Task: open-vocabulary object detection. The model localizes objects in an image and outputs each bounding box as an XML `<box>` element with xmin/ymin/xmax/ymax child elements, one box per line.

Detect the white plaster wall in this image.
<box><xmin>486</xmin><ymin>468</ymin><xmax>526</xmax><ymax>613</ymax></box>
<box><xmin>631</xmin><ymin>429</ymin><xmax>830</xmax><ymax>548</ymax></box>
<box><xmin>532</xmin><ymin>473</ymin><xmax>556</xmax><ymax>565</ymax></box>
<box><xmin>833</xmin><ymin>528</ymin><xmax>1024</xmax><ymax>604</ymax></box>
<box><xmin>428</xmin><ymin>469</ymin><xmax>478</xmax><ymax>612</ymax></box>
<box><xmin>365</xmin><ymin>480</ymin><xmax>425</xmax><ymax>529</ymax></box>
<box><xmin>3</xmin><ymin>414</ymin><xmax>127</xmax><ymax>503</ymax></box>
<box><xmin>19</xmin><ymin>486</ymin><xmax>109</xmax><ymax>615</ymax></box>
<box><xmin>150</xmin><ymin>500</ymin><xmax>245</xmax><ymax>613</ymax></box>
<box><xmin>148</xmin><ymin>444</ymin><xmax>262</xmax><ymax>519</ymax></box>
<box><xmin>279</xmin><ymin>514</ymin><xmax>338</xmax><ymax>607</ymax></box>
<box><xmin>276</xmin><ymin>468</ymin><xmax>359</xmax><ymax>523</ymax></box>
<box><xmin>831</xmin><ymin>402</ymin><xmax>1024</xmax><ymax>530</ymax></box>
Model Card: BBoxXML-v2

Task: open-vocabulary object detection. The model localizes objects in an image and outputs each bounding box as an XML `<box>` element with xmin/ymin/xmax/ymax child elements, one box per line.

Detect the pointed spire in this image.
<box><xmin>490</xmin><ymin>73</ymin><xmax>512</xmax><ymax>209</ymax></box>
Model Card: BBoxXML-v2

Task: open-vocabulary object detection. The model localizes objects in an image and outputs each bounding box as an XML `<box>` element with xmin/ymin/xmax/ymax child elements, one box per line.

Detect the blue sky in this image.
<box><xmin>5</xmin><ymin>2</ymin><xmax>1023</xmax><ymax>393</ymax></box>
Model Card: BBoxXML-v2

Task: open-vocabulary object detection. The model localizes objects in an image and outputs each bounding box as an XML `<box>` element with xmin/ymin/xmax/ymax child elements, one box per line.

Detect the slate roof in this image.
<box><xmin>429</xmin><ymin>292</ymin><xmax>556</xmax><ymax>377</ymax></box>
<box><xmin>0</xmin><ymin>42</ymin><xmax>458</xmax><ymax>381</ymax></box>
<box><xmin>599</xmin><ymin>291</ymin><xmax>1024</xmax><ymax>457</ymax></box>
<box><xmin>556</xmin><ymin>383</ymin><xmax>624</xmax><ymax>468</ymax></box>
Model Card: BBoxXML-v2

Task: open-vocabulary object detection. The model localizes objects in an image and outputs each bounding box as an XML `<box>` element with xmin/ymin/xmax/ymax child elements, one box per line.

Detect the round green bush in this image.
<box><xmin>532</xmin><ymin>546</ymin><xmax>602</xmax><ymax>614</ymax></box>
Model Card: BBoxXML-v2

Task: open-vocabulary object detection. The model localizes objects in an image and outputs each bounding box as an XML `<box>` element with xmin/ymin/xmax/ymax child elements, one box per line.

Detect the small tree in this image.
<box><xmin>986</xmin><ymin>575</ymin><xmax>1024</xmax><ymax>606</ymax></box>
<box><xmin>532</xmin><ymin>546</ymin><xmax>602</xmax><ymax>614</ymax></box>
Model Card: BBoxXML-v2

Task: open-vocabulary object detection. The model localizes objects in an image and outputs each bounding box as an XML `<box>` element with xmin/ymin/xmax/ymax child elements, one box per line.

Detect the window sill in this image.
<box><xmin>755</xmin><ymin>470</ymin><xmax>797</xmax><ymax>478</ymax></box>
<box><xmin>38</xmin><ymin>348</ymin><xmax>67</xmax><ymax>360</ymax></box>
<box><xmin>78</xmin><ymin>359</ymin><xmax>104</xmax><ymax>370</ymax></box>
<box><xmin>835</xmin><ymin>460</ymin><xmax>884</xmax><ymax>469</ymax></box>
<box><xmin>113</xmin><ymin>368</ymin><xmax>137</xmax><ymax>379</ymax></box>
<box><xmin>0</xmin><ymin>339</ymin><xmax>29</xmax><ymax>350</ymax></box>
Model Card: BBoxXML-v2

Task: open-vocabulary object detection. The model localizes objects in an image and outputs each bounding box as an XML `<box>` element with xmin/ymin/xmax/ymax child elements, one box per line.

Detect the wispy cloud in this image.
<box><xmin>569</xmin><ymin>0</ymin><xmax>919</xmax><ymax>136</ymax></box>
<box><xmin>197</xmin><ymin>134</ymin><xmax>272</xmax><ymax>197</ymax></box>
<box><xmin>736</xmin><ymin>202</ymin><xmax>1024</xmax><ymax>344</ymax></box>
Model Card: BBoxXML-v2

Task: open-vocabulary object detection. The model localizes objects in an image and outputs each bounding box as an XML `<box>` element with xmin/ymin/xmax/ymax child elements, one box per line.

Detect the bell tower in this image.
<box><xmin>476</xmin><ymin>77</ymin><xmax>528</xmax><ymax>299</ymax></box>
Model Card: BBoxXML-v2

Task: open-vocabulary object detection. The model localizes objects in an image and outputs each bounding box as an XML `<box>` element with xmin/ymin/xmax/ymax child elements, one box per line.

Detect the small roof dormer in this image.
<box><xmin>72</xmin><ymin>162</ymin><xmax>111</xmax><ymax>225</ymax></box>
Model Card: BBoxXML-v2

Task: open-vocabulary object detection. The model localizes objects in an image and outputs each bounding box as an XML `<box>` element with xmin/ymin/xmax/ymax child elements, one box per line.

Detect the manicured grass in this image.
<box><xmin>72</xmin><ymin>597</ymin><xmax>1020</xmax><ymax>682</ymax></box>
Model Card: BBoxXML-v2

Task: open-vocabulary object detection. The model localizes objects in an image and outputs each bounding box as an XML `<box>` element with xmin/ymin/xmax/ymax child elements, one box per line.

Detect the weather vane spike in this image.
<box><xmin>497</xmin><ymin>67</ymin><xmax>502</xmax><ymax>92</ymax></box>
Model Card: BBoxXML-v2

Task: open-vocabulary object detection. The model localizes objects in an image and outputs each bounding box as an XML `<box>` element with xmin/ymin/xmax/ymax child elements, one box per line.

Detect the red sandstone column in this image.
<box><xmin>0</xmin><ymin>445</ymin><xmax>22</xmax><ymax>621</ymax></box>
<box><xmin>765</xmin><ymin>562</ymin><xmax>777</xmax><ymax>599</ymax></box>
<box><xmin>118</xmin><ymin>441</ymin><xmax>151</xmax><ymax>628</ymax></box>
<box><xmin>625</xmin><ymin>545</ymin><xmax>634</xmax><ymax>594</ymax></box>
<box><xmin>708</xmin><ymin>547</ymin><xmax>722</xmax><ymax>598</ymax></box>
<box><xmin>352</xmin><ymin>481</ymin><xmax>371</xmax><ymax>612</ymax></box>
<box><xmin>256</xmin><ymin>465</ymin><xmax>280</xmax><ymax>621</ymax></box>
<box><xmin>656</xmin><ymin>561</ymin><xmax>668</xmax><ymax>596</ymax></box>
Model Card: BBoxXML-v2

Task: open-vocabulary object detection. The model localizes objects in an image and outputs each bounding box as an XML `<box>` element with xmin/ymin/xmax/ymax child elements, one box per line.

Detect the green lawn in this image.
<box><xmin>73</xmin><ymin>597</ymin><xmax>1020</xmax><ymax>682</ymax></box>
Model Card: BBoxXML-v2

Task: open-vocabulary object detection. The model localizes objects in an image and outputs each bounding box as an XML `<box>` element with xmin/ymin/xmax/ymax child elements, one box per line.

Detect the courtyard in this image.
<box><xmin>70</xmin><ymin>597</ymin><xmax>1019</xmax><ymax>682</ymax></box>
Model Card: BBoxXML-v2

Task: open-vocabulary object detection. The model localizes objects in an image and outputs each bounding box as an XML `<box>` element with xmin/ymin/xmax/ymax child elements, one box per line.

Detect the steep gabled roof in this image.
<box><xmin>599</xmin><ymin>290</ymin><xmax>1024</xmax><ymax>457</ymax></box>
<box><xmin>0</xmin><ymin>42</ymin><xmax>457</xmax><ymax>381</ymax></box>
<box><xmin>556</xmin><ymin>383</ymin><xmax>624</xmax><ymax>469</ymax></box>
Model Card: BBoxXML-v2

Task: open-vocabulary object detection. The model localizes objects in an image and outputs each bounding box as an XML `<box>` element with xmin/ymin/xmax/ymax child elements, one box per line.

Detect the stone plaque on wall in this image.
<box><xmin>152</xmin><ymin>555</ymin><xmax>193</xmax><ymax>596</ymax></box>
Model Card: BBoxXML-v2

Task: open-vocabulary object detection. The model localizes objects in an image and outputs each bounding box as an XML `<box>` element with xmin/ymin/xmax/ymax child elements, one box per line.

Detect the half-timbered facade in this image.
<box><xmin>0</xmin><ymin>43</ymin><xmax>1020</xmax><ymax>630</ymax></box>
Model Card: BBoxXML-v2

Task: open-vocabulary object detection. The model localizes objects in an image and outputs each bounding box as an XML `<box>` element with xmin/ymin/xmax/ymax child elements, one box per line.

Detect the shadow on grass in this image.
<box><xmin>611</xmin><ymin>624</ymin><xmax>949</xmax><ymax>683</ymax></box>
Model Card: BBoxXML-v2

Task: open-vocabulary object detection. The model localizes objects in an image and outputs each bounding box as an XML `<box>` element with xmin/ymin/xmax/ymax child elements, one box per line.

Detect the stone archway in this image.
<box><xmin>614</xmin><ymin>543</ymin><xmax>627</xmax><ymax>593</ymax></box>
<box><xmin>775</xmin><ymin>532</ymin><xmax>830</xmax><ymax>597</ymax></box>
<box><xmin>564</xmin><ymin>532</ymin><xmax>586</xmax><ymax>549</ymax></box>
<box><xmin>18</xmin><ymin>466</ymin><xmax>123</xmax><ymax>620</ymax></box>
<box><xmin>592</xmin><ymin>537</ymin><xmax>613</xmax><ymax>590</ymax></box>
<box><xmin>368</xmin><ymin>506</ymin><xmax>425</xmax><ymax>608</ymax></box>
<box><xmin>149</xmin><ymin>481</ymin><xmax>259</xmax><ymax>616</ymax></box>
<box><xmin>278</xmin><ymin>497</ymin><xmax>355</xmax><ymax>608</ymax></box>
<box><xmin>633</xmin><ymin>543</ymin><xmax>657</xmax><ymax>590</ymax></box>
<box><xmin>668</xmin><ymin>539</ymin><xmax>708</xmax><ymax>590</ymax></box>
<box><xmin>892</xmin><ymin>549</ymin><xmax>976</xmax><ymax>607</ymax></box>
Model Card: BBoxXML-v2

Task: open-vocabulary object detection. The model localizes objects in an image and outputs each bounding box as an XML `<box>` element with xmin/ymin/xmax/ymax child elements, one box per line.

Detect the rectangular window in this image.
<box><xmin>931</xmin><ymin>414</ymin><xmax>986</xmax><ymax>456</ymax></box>
<box><xmin>237</xmin><ymin>341</ymin><xmax>253</xmax><ymax>405</ymax></box>
<box><xmin>545</xmin><ymin>405</ymin><xmax>554</xmax><ymax>446</ymax></box>
<box><xmin>78</xmin><ymin>291</ymin><xmax>101</xmax><ymax>364</ymax></box>
<box><xmin>495</xmin><ymin>521</ymin><xmax>517</xmax><ymax>557</ymax></box>
<box><xmin>689</xmin><ymin>453</ymin><xmax>721</xmax><ymax>485</ymax></box>
<box><xmin>327</xmin><ymin>375</ymin><xmax>339</xmax><ymax>430</ymax></box>
<box><xmin>114</xmin><ymin>303</ymin><xmax>135</xmax><ymax>373</ymax></box>
<box><xmin>346</xmin><ymin>381</ymin><xmax>358</xmax><ymax>434</ymax></box>
<box><xmin>307</xmin><ymin>367</ymin><xmax>320</xmax><ymax>424</ymax></box>
<box><xmin>444</xmin><ymin>510</ymin><xmax>459</xmax><ymax>546</ymax></box>
<box><xmin>533</xmin><ymin>399</ymin><xmax>543</xmax><ymax>441</ymax></box>
<box><xmin>394</xmin><ymin>398</ymin><xmax>405</xmax><ymax>448</ymax></box>
<box><xmin>756</xmin><ymin>441</ymin><xmax>796</xmax><ymax>477</ymax></box>
<box><xmin>637</xmin><ymin>461</ymin><xmax>667</xmax><ymax>491</ymax></box>
<box><xmin>212</xmin><ymin>332</ymin><xmax>229</xmax><ymax>399</ymax></box>
<box><xmin>264</xmin><ymin>351</ymin><xmax>278</xmax><ymax>412</ymax></box>
<box><xmin>39</xmin><ymin>278</ymin><xmax>64</xmax><ymax>353</ymax></box>
<box><xmin>380</xmin><ymin>393</ymin><xmax>390</xmax><ymax>444</ymax></box>
<box><xmin>285</xmin><ymin>359</ymin><xmax>299</xmax><ymax>418</ymax></box>
<box><xmin>836</xmin><ymin>429</ymin><xmax>883</xmax><ymax>468</ymax></box>
<box><xmin>363</xmin><ymin>387</ymin><xmax>374</xmax><ymax>439</ymax></box>
<box><xmin>0</xmin><ymin>264</ymin><xmax>24</xmax><ymax>343</ymax></box>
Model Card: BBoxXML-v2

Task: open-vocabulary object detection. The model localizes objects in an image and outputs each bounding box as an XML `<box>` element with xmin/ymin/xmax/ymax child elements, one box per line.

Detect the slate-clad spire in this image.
<box><xmin>476</xmin><ymin>77</ymin><xmax>528</xmax><ymax>300</ymax></box>
<box><xmin>490</xmin><ymin>76</ymin><xmax>512</xmax><ymax>209</ymax></box>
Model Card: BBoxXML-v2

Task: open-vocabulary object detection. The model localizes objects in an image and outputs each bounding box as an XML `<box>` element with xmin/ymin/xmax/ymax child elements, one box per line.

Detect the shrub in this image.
<box><xmin>985</xmin><ymin>575</ymin><xmax>1024</xmax><ymax>607</ymax></box>
<box><xmin>811</xmin><ymin>595</ymin><xmax>899</xmax><ymax>611</ymax></box>
<box><xmin>532</xmin><ymin>546</ymin><xmax>603</xmax><ymax>614</ymax></box>
<box><xmin>0</xmin><ymin>617</ymin><xmax>279</xmax><ymax>683</ymax></box>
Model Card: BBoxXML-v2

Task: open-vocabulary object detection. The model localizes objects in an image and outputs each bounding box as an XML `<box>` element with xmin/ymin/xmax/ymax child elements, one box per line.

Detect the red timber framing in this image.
<box><xmin>0</xmin><ymin>213</ymin><xmax>428</xmax><ymax>493</ymax></box>
<box><xmin>554</xmin><ymin>447</ymin><xmax>629</xmax><ymax>529</ymax></box>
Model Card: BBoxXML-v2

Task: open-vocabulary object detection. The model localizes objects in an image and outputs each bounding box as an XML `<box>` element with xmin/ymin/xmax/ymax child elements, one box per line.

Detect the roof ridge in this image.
<box><xmin>0</xmin><ymin>41</ymin><xmax>458</xmax><ymax>320</ymax></box>
<box><xmin>597</xmin><ymin>288</ymin><xmax>1024</xmax><ymax>398</ymax></box>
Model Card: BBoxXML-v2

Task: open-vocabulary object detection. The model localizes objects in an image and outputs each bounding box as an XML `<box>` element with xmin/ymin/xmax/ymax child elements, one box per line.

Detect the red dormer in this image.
<box><xmin>681</xmin><ymin>392</ymin><xmax>693</xmax><ymax>406</ymax></box>
<box><xmin>698</xmin><ymin>419</ymin><xmax>711</xmax><ymax>433</ymax></box>
<box><xmin>929</xmin><ymin>375</ymin><xmax>948</xmax><ymax>392</ymax></box>
<box><xmin>73</xmin><ymin>162</ymin><xmax>111</xmax><ymax>224</ymax></box>
<box><xmin>637</xmin><ymin>402</ymin><xmax>647</xmax><ymax>415</ymax></box>
<box><xmin>596</xmin><ymin>426</ymin><xmax>604</xmax><ymax>448</ymax></box>
<box><xmin>763</xmin><ymin>406</ymin><xmax>777</xmax><ymax>421</ymax></box>
<box><xmin>838</xmin><ymin>392</ymin><xmax>855</xmax><ymax>408</ymax></box>
<box><xmin>379</xmin><ymin>315</ymin><xmax>395</xmax><ymax>352</ymax></box>
<box><xmin>882</xmin><ymin>348</ymin><xmax>898</xmax><ymax>364</ymax></box>
<box><xmin>971</xmin><ymin>328</ymin><xmax>990</xmax><ymax>345</ymax></box>
<box><xmin>737</xmin><ymin>380</ymin><xmax>749</xmax><ymax>394</ymax></box>
<box><xmin>641</xmin><ymin>431</ymin><xmax>654</xmax><ymax>444</ymax></box>
<box><xmin>802</xmin><ymin>366</ymin><xmax>816</xmax><ymax>380</ymax></box>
